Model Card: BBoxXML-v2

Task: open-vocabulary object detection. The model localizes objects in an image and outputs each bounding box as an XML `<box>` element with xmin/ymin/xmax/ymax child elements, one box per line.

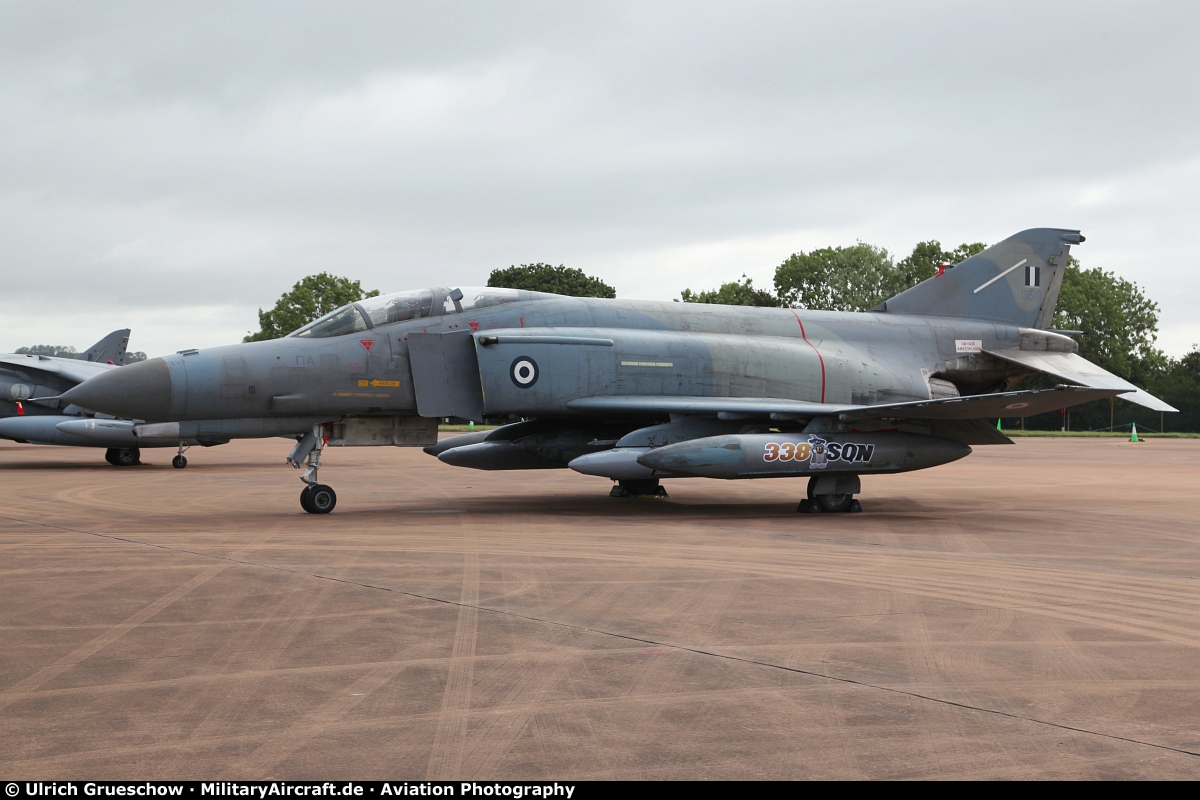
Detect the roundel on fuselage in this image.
<box><xmin>510</xmin><ymin>357</ymin><xmax>539</xmax><ymax>388</ymax></box>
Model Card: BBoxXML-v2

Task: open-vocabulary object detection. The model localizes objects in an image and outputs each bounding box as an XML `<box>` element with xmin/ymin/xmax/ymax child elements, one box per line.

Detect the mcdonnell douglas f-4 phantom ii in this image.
<box><xmin>61</xmin><ymin>228</ymin><xmax>1175</xmax><ymax>513</ymax></box>
<box><xmin>0</xmin><ymin>330</ymin><xmax>315</xmax><ymax>467</ymax></box>
<box><xmin>0</xmin><ymin>329</ymin><xmax>159</xmax><ymax>465</ymax></box>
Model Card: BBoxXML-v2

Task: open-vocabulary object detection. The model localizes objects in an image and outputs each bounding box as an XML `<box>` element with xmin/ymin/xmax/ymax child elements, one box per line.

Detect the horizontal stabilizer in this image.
<box><xmin>985</xmin><ymin>349</ymin><xmax>1177</xmax><ymax>412</ymax></box>
<box><xmin>837</xmin><ymin>385</ymin><xmax>1124</xmax><ymax>422</ymax></box>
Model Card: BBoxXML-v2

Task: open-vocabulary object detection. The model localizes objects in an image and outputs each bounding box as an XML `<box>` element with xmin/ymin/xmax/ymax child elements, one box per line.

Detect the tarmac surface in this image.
<box><xmin>2</xmin><ymin>435</ymin><xmax>1200</xmax><ymax>780</ymax></box>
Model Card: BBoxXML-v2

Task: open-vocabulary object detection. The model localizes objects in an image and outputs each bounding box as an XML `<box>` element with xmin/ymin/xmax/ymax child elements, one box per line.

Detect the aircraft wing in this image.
<box><xmin>568</xmin><ymin>385</ymin><xmax>1123</xmax><ymax>422</ymax></box>
<box><xmin>835</xmin><ymin>385</ymin><xmax>1125</xmax><ymax>421</ymax></box>
<box><xmin>0</xmin><ymin>355</ymin><xmax>116</xmax><ymax>386</ymax></box>
<box><xmin>566</xmin><ymin>395</ymin><xmax>859</xmax><ymax>418</ymax></box>
<box><xmin>985</xmin><ymin>349</ymin><xmax>1176</xmax><ymax>412</ymax></box>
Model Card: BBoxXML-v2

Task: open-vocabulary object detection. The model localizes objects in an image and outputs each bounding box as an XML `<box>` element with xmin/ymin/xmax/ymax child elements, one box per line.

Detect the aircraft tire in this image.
<box><xmin>617</xmin><ymin>479</ymin><xmax>660</xmax><ymax>496</ymax></box>
<box><xmin>816</xmin><ymin>493</ymin><xmax>854</xmax><ymax>513</ymax></box>
<box><xmin>304</xmin><ymin>484</ymin><xmax>336</xmax><ymax>514</ymax></box>
<box><xmin>104</xmin><ymin>448</ymin><xmax>120</xmax><ymax>466</ymax></box>
<box><xmin>172</xmin><ymin>455</ymin><xmax>188</xmax><ymax>469</ymax></box>
<box><xmin>111</xmin><ymin>447</ymin><xmax>140</xmax><ymax>467</ymax></box>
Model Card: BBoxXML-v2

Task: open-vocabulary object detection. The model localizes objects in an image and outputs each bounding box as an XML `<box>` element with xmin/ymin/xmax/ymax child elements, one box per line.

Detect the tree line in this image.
<box><xmin>13</xmin><ymin>344</ymin><xmax>148</xmax><ymax>362</ymax></box>
<box><xmin>675</xmin><ymin>239</ymin><xmax>1196</xmax><ymax>432</ymax></box>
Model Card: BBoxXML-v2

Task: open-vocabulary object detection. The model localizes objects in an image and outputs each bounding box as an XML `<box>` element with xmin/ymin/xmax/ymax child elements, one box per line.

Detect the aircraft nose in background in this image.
<box><xmin>60</xmin><ymin>357</ymin><xmax>173</xmax><ymax>420</ymax></box>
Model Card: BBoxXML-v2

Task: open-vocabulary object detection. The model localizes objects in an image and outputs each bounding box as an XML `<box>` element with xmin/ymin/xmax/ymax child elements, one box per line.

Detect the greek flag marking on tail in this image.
<box><xmin>1025</xmin><ymin>265</ymin><xmax>1041</xmax><ymax>287</ymax></box>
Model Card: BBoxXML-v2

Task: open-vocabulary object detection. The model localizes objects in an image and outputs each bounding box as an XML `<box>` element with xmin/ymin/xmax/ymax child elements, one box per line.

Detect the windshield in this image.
<box><xmin>287</xmin><ymin>286</ymin><xmax>531</xmax><ymax>338</ymax></box>
<box><xmin>292</xmin><ymin>305</ymin><xmax>369</xmax><ymax>339</ymax></box>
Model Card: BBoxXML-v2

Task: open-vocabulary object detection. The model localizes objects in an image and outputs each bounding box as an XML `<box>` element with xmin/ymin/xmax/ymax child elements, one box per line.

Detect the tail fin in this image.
<box><xmin>78</xmin><ymin>329</ymin><xmax>131</xmax><ymax>365</ymax></box>
<box><xmin>877</xmin><ymin>228</ymin><xmax>1082</xmax><ymax>328</ymax></box>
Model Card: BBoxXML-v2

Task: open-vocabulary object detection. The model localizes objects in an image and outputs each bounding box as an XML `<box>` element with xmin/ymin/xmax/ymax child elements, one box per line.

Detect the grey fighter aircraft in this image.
<box><xmin>60</xmin><ymin>228</ymin><xmax>1175</xmax><ymax>513</ymax></box>
<box><xmin>0</xmin><ymin>330</ymin><xmax>312</xmax><ymax>467</ymax></box>
<box><xmin>0</xmin><ymin>329</ymin><xmax>156</xmax><ymax>465</ymax></box>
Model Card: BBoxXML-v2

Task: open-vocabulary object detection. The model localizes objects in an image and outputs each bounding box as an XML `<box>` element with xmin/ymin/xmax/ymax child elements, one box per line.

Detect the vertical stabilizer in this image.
<box><xmin>79</xmin><ymin>329</ymin><xmax>131</xmax><ymax>365</ymax></box>
<box><xmin>877</xmin><ymin>228</ymin><xmax>1082</xmax><ymax>327</ymax></box>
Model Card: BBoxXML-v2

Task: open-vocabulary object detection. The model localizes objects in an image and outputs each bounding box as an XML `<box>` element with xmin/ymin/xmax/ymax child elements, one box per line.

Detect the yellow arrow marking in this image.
<box><xmin>371</xmin><ymin>379</ymin><xmax>401</xmax><ymax>387</ymax></box>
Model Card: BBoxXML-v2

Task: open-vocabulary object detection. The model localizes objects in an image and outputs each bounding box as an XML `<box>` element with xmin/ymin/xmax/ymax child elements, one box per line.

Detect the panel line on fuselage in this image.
<box><xmin>789</xmin><ymin>310</ymin><xmax>826</xmax><ymax>404</ymax></box>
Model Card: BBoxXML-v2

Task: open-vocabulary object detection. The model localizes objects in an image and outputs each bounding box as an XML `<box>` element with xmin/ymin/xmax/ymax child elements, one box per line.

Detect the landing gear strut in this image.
<box><xmin>798</xmin><ymin>475</ymin><xmax>862</xmax><ymax>514</ymax></box>
<box><xmin>172</xmin><ymin>443</ymin><xmax>189</xmax><ymax>469</ymax></box>
<box><xmin>610</xmin><ymin>478</ymin><xmax>669</xmax><ymax>498</ymax></box>
<box><xmin>105</xmin><ymin>447</ymin><xmax>140</xmax><ymax>467</ymax></box>
<box><xmin>289</xmin><ymin>425</ymin><xmax>337</xmax><ymax>514</ymax></box>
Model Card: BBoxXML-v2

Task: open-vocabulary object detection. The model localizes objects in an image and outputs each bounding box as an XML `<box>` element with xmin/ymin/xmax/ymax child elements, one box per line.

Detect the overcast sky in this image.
<box><xmin>2</xmin><ymin>0</ymin><xmax>1198</xmax><ymax>357</ymax></box>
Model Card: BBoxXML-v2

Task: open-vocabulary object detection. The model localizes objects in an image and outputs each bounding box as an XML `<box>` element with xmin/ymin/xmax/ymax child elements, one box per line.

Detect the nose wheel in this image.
<box><xmin>289</xmin><ymin>425</ymin><xmax>338</xmax><ymax>514</ymax></box>
<box><xmin>300</xmin><ymin>484</ymin><xmax>337</xmax><ymax>514</ymax></box>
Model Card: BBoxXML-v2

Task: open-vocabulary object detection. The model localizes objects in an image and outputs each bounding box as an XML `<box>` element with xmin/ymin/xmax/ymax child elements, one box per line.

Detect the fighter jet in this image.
<box><xmin>60</xmin><ymin>228</ymin><xmax>1175</xmax><ymax>513</ymax></box>
<box><xmin>0</xmin><ymin>330</ymin><xmax>301</xmax><ymax>467</ymax></box>
<box><xmin>0</xmin><ymin>329</ymin><xmax>157</xmax><ymax>465</ymax></box>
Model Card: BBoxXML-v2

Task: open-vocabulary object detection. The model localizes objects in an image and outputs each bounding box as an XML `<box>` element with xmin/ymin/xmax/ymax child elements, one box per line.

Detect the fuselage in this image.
<box><xmin>62</xmin><ymin>286</ymin><xmax>1055</xmax><ymax>425</ymax></box>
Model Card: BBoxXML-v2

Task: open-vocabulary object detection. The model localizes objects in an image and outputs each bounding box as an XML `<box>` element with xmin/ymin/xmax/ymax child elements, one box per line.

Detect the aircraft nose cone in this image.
<box><xmin>60</xmin><ymin>357</ymin><xmax>173</xmax><ymax>420</ymax></box>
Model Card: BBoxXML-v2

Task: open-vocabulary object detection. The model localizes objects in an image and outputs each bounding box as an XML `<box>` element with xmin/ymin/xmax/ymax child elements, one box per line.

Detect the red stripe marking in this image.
<box><xmin>790</xmin><ymin>310</ymin><xmax>826</xmax><ymax>403</ymax></box>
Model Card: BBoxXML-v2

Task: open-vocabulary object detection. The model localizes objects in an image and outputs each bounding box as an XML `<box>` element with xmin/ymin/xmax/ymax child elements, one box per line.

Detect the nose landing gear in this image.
<box><xmin>300</xmin><ymin>483</ymin><xmax>337</xmax><ymax>514</ymax></box>
<box><xmin>289</xmin><ymin>425</ymin><xmax>337</xmax><ymax>514</ymax></box>
<box><xmin>172</xmin><ymin>443</ymin><xmax>189</xmax><ymax>469</ymax></box>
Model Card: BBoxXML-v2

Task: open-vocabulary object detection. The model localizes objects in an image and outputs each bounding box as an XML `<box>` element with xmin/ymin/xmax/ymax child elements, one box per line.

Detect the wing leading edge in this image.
<box><xmin>567</xmin><ymin>385</ymin><xmax>1126</xmax><ymax>422</ymax></box>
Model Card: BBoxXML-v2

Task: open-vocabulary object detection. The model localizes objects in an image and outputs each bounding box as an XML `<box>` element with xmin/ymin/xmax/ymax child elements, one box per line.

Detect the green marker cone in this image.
<box><xmin>996</xmin><ymin>418</ymin><xmax>1002</xmax><ymax>431</ymax></box>
<box><xmin>469</xmin><ymin>420</ymin><xmax>475</xmax><ymax>431</ymax></box>
<box><xmin>1129</xmin><ymin>422</ymin><xmax>1138</xmax><ymax>442</ymax></box>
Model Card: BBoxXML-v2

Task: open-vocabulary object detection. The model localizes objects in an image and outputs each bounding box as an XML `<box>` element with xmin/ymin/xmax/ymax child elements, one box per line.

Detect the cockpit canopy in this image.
<box><xmin>290</xmin><ymin>287</ymin><xmax>539</xmax><ymax>339</ymax></box>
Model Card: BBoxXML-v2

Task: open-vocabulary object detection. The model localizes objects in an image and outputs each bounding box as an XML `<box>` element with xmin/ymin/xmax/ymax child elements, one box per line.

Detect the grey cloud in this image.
<box><xmin>1</xmin><ymin>1</ymin><xmax>1198</xmax><ymax>354</ymax></box>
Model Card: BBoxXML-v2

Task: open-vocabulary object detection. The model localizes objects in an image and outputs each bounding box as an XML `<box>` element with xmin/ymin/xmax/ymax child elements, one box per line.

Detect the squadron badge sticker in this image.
<box><xmin>762</xmin><ymin>435</ymin><xmax>875</xmax><ymax>469</ymax></box>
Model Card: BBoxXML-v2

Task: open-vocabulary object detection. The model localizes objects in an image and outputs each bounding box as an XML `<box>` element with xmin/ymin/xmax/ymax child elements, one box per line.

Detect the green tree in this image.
<box><xmin>15</xmin><ymin>344</ymin><xmax>78</xmax><ymax>357</ymax></box>
<box><xmin>1149</xmin><ymin>348</ymin><xmax>1200</xmax><ymax>432</ymax></box>
<box><xmin>773</xmin><ymin>243</ymin><xmax>900</xmax><ymax>311</ymax></box>
<box><xmin>487</xmin><ymin>263</ymin><xmax>616</xmax><ymax>298</ymax></box>
<box><xmin>1053</xmin><ymin>260</ymin><xmax>1164</xmax><ymax>385</ymax></box>
<box><xmin>679</xmin><ymin>274</ymin><xmax>778</xmax><ymax>307</ymax></box>
<box><xmin>896</xmin><ymin>240</ymin><xmax>987</xmax><ymax>287</ymax></box>
<box><xmin>244</xmin><ymin>273</ymin><xmax>380</xmax><ymax>342</ymax></box>
<box><xmin>13</xmin><ymin>344</ymin><xmax>146</xmax><ymax>362</ymax></box>
<box><xmin>774</xmin><ymin>240</ymin><xmax>990</xmax><ymax>312</ymax></box>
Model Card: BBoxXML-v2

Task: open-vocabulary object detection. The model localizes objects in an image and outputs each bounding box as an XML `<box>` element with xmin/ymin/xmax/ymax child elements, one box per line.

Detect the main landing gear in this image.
<box><xmin>610</xmin><ymin>478</ymin><xmax>669</xmax><ymax>498</ymax></box>
<box><xmin>289</xmin><ymin>425</ymin><xmax>337</xmax><ymax>514</ymax></box>
<box><xmin>105</xmin><ymin>447</ymin><xmax>140</xmax><ymax>467</ymax></box>
<box><xmin>798</xmin><ymin>475</ymin><xmax>862</xmax><ymax>514</ymax></box>
<box><xmin>172</xmin><ymin>443</ymin><xmax>189</xmax><ymax>469</ymax></box>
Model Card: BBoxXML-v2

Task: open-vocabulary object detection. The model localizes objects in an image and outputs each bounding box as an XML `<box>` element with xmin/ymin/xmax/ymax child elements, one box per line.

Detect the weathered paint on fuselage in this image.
<box><xmin>130</xmin><ymin>296</ymin><xmax>1043</xmax><ymax>424</ymax></box>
